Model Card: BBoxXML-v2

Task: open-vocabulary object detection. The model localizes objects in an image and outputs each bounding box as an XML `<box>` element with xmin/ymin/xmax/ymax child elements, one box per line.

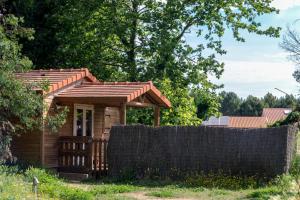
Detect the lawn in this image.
<box><xmin>0</xmin><ymin>165</ymin><xmax>299</xmax><ymax>200</ymax></box>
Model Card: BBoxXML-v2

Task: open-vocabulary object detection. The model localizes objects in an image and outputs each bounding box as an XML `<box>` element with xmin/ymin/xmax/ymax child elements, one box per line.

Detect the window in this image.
<box><xmin>73</xmin><ymin>104</ymin><xmax>94</xmax><ymax>137</ymax></box>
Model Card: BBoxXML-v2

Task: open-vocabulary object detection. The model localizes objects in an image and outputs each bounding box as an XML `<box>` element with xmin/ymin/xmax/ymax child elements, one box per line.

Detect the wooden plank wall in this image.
<box><xmin>11</xmin><ymin>131</ymin><xmax>41</xmax><ymax>165</ymax></box>
<box><xmin>103</xmin><ymin>107</ymin><xmax>120</xmax><ymax>140</ymax></box>
<box><xmin>94</xmin><ymin>105</ymin><xmax>105</xmax><ymax>139</ymax></box>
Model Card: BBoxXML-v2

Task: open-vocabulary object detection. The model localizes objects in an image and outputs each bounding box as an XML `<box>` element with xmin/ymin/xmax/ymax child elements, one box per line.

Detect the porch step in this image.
<box><xmin>59</xmin><ymin>172</ymin><xmax>89</xmax><ymax>182</ymax></box>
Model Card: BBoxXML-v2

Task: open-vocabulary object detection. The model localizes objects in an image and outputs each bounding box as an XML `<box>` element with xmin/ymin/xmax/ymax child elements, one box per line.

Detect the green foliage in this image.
<box><xmin>263</xmin><ymin>92</ymin><xmax>278</xmax><ymax>108</ymax></box>
<box><xmin>289</xmin><ymin>154</ymin><xmax>300</xmax><ymax>196</ymax></box>
<box><xmin>219</xmin><ymin>91</ymin><xmax>242</xmax><ymax>116</ymax></box>
<box><xmin>192</xmin><ymin>82</ymin><xmax>221</xmax><ymax>120</ymax></box>
<box><xmin>1</xmin><ymin>165</ymin><xmax>300</xmax><ymax>200</ymax></box>
<box><xmin>219</xmin><ymin>91</ymin><xmax>298</xmax><ymax>117</ymax></box>
<box><xmin>7</xmin><ymin>0</ymin><xmax>281</xmax><ymax>125</ymax></box>
<box><xmin>24</xmin><ymin>167</ymin><xmax>93</xmax><ymax>200</ymax></box>
<box><xmin>45</xmin><ymin>106</ymin><xmax>69</xmax><ymax>133</ymax></box>
<box><xmin>127</xmin><ymin>107</ymin><xmax>153</xmax><ymax>126</ymax></box>
<box><xmin>0</xmin><ymin>13</ymin><xmax>34</xmax><ymax>72</ymax></box>
<box><xmin>247</xmin><ymin>186</ymin><xmax>281</xmax><ymax>200</ymax></box>
<box><xmin>159</xmin><ymin>79</ymin><xmax>201</xmax><ymax>126</ymax></box>
<box><xmin>0</xmin><ymin>7</ymin><xmax>68</xmax><ymax>162</ymax></box>
<box><xmin>184</xmin><ymin>173</ymin><xmax>262</xmax><ymax>190</ymax></box>
<box><xmin>239</xmin><ymin>95</ymin><xmax>264</xmax><ymax>116</ymax></box>
<box><xmin>91</xmin><ymin>184</ymin><xmax>137</xmax><ymax>195</ymax></box>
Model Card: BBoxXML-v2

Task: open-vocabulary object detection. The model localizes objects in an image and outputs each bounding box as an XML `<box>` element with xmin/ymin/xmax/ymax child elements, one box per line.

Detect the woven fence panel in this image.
<box><xmin>107</xmin><ymin>125</ymin><xmax>298</xmax><ymax>177</ymax></box>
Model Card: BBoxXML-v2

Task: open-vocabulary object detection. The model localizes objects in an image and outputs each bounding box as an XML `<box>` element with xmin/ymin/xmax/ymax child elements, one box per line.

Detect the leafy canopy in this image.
<box><xmin>7</xmin><ymin>0</ymin><xmax>280</xmax><ymax>124</ymax></box>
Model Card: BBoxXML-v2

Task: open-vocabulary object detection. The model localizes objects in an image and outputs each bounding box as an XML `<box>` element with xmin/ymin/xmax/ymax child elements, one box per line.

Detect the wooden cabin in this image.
<box><xmin>11</xmin><ymin>68</ymin><xmax>171</xmax><ymax>174</ymax></box>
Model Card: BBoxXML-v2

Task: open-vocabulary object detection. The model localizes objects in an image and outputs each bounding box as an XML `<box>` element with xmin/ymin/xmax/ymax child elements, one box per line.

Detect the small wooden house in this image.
<box><xmin>12</xmin><ymin>68</ymin><xmax>171</xmax><ymax>174</ymax></box>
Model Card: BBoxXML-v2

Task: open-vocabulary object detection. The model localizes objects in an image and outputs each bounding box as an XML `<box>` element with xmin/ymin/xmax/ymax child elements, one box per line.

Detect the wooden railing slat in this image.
<box><xmin>58</xmin><ymin>136</ymin><xmax>108</xmax><ymax>176</ymax></box>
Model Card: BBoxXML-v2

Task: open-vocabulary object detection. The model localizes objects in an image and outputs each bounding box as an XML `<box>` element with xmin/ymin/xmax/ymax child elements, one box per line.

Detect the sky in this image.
<box><xmin>190</xmin><ymin>0</ymin><xmax>300</xmax><ymax>98</ymax></box>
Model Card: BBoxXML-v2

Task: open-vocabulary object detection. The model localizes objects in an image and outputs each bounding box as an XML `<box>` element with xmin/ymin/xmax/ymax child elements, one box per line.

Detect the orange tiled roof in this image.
<box><xmin>262</xmin><ymin>108</ymin><xmax>292</xmax><ymax>125</ymax></box>
<box><xmin>15</xmin><ymin>68</ymin><xmax>98</xmax><ymax>93</ymax></box>
<box><xmin>228</xmin><ymin>117</ymin><xmax>267</xmax><ymax>128</ymax></box>
<box><xmin>56</xmin><ymin>81</ymin><xmax>171</xmax><ymax>108</ymax></box>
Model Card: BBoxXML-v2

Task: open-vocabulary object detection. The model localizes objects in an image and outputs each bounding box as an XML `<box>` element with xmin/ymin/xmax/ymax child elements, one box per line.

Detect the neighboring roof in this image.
<box><xmin>228</xmin><ymin>117</ymin><xmax>267</xmax><ymax>128</ymax></box>
<box><xmin>55</xmin><ymin>81</ymin><xmax>171</xmax><ymax>108</ymax></box>
<box><xmin>202</xmin><ymin>116</ymin><xmax>230</xmax><ymax>126</ymax></box>
<box><xmin>202</xmin><ymin>108</ymin><xmax>293</xmax><ymax>128</ymax></box>
<box><xmin>262</xmin><ymin>108</ymin><xmax>292</xmax><ymax>125</ymax></box>
<box><xmin>15</xmin><ymin>68</ymin><xmax>98</xmax><ymax>93</ymax></box>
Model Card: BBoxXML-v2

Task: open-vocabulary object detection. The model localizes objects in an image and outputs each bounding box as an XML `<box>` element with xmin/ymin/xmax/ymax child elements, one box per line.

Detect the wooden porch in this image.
<box><xmin>58</xmin><ymin>136</ymin><xmax>108</xmax><ymax>175</ymax></box>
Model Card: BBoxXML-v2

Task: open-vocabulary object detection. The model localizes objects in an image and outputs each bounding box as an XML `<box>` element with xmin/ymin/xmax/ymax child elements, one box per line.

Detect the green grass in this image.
<box><xmin>91</xmin><ymin>184</ymin><xmax>138</xmax><ymax>195</ymax></box>
<box><xmin>0</xmin><ymin>165</ymin><xmax>299</xmax><ymax>200</ymax></box>
<box><xmin>146</xmin><ymin>188</ymin><xmax>177</xmax><ymax>198</ymax></box>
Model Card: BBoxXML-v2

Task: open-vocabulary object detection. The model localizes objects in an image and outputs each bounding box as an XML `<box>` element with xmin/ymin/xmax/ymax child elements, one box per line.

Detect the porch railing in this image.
<box><xmin>58</xmin><ymin>136</ymin><xmax>108</xmax><ymax>174</ymax></box>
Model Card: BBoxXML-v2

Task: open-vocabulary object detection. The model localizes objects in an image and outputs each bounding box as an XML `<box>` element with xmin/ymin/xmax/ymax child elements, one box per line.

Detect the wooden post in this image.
<box><xmin>154</xmin><ymin>106</ymin><xmax>160</xmax><ymax>127</ymax></box>
<box><xmin>120</xmin><ymin>103</ymin><xmax>127</xmax><ymax>125</ymax></box>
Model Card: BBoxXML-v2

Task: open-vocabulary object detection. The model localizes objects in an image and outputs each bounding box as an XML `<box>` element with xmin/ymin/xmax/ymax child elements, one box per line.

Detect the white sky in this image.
<box><xmin>210</xmin><ymin>1</ymin><xmax>300</xmax><ymax>98</ymax></box>
<box><xmin>272</xmin><ymin>0</ymin><xmax>300</xmax><ymax>10</ymax></box>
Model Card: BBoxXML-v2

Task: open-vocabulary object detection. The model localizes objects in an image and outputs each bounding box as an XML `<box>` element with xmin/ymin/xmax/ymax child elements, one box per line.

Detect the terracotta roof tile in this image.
<box><xmin>15</xmin><ymin>68</ymin><xmax>98</xmax><ymax>93</ymax></box>
<box><xmin>56</xmin><ymin>81</ymin><xmax>171</xmax><ymax>108</ymax></box>
<box><xmin>228</xmin><ymin>117</ymin><xmax>267</xmax><ymax>128</ymax></box>
<box><xmin>262</xmin><ymin>108</ymin><xmax>292</xmax><ymax>125</ymax></box>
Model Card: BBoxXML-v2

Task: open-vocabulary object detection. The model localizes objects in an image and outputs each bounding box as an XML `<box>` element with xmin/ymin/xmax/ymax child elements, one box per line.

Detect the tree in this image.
<box><xmin>219</xmin><ymin>91</ymin><xmax>242</xmax><ymax>116</ymax></box>
<box><xmin>239</xmin><ymin>95</ymin><xmax>264</xmax><ymax>116</ymax></box>
<box><xmin>276</xmin><ymin>94</ymin><xmax>298</xmax><ymax>109</ymax></box>
<box><xmin>7</xmin><ymin>0</ymin><xmax>280</xmax><ymax>125</ymax></box>
<box><xmin>281</xmin><ymin>26</ymin><xmax>300</xmax><ymax>82</ymax></box>
<box><xmin>0</xmin><ymin>4</ymin><xmax>67</xmax><ymax>163</ymax></box>
<box><xmin>160</xmin><ymin>79</ymin><xmax>201</xmax><ymax>125</ymax></box>
<box><xmin>262</xmin><ymin>92</ymin><xmax>278</xmax><ymax>108</ymax></box>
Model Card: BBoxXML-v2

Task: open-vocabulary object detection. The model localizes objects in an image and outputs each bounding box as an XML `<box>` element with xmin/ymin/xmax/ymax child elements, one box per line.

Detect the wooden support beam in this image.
<box><xmin>154</xmin><ymin>106</ymin><xmax>160</xmax><ymax>127</ymax></box>
<box><xmin>126</xmin><ymin>101</ymin><xmax>155</xmax><ymax>108</ymax></box>
<box><xmin>120</xmin><ymin>103</ymin><xmax>127</xmax><ymax>125</ymax></box>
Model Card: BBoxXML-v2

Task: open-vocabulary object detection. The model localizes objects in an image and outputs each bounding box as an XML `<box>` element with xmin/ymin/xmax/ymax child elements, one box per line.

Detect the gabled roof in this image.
<box><xmin>262</xmin><ymin>108</ymin><xmax>292</xmax><ymax>124</ymax></box>
<box><xmin>55</xmin><ymin>81</ymin><xmax>171</xmax><ymax>108</ymax></box>
<box><xmin>228</xmin><ymin>117</ymin><xmax>267</xmax><ymax>128</ymax></box>
<box><xmin>15</xmin><ymin>68</ymin><xmax>98</xmax><ymax>93</ymax></box>
<box><xmin>15</xmin><ymin>68</ymin><xmax>171</xmax><ymax>108</ymax></box>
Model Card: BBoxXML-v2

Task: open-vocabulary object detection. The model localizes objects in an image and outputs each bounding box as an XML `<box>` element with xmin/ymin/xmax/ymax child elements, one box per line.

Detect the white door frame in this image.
<box><xmin>73</xmin><ymin>104</ymin><xmax>94</xmax><ymax>137</ymax></box>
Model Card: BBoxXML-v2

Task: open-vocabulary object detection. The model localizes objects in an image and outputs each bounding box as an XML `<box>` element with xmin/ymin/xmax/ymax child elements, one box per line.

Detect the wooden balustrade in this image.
<box><xmin>58</xmin><ymin>136</ymin><xmax>108</xmax><ymax>175</ymax></box>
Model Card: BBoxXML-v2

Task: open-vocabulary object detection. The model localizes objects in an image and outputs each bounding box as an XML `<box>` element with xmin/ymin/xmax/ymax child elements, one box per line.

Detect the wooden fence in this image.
<box><xmin>58</xmin><ymin>136</ymin><xmax>108</xmax><ymax>175</ymax></box>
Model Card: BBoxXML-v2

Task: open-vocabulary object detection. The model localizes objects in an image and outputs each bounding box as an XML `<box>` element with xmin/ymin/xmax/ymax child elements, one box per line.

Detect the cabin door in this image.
<box><xmin>73</xmin><ymin>104</ymin><xmax>94</xmax><ymax>137</ymax></box>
